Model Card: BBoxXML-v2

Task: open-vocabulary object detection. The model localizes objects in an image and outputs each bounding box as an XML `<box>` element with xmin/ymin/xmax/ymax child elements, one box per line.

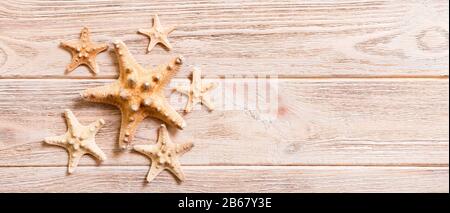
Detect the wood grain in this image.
<box><xmin>0</xmin><ymin>0</ymin><xmax>448</xmax><ymax>78</ymax></box>
<box><xmin>0</xmin><ymin>166</ymin><xmax>447</xmax><ymax>192</ymax></box>
<box><xmin>0</xmin><ymin>79</ymin><xmax>447</xmax><ymax>166</ymax></box>
<box><xmin>0</xmin><ymin>0</ymin><xmax>448</xmax><ymax>193</ymax></box>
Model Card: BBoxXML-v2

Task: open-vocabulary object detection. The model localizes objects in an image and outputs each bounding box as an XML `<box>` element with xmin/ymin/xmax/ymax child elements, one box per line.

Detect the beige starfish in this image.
<box><xmin>60</xmin><ymin>27</ymin><xmax>108</xmax><ymax>75</ymax></box>
<box><xmin>134</xmin><ymin>124</ymin><xmax>194</xmax><ymax>183</ymax></box>
<box><xmin>138</xmin><ymin>14</ymin><xmax>175</xmax><ymax>53</ymax></box>
<box><xmin>174</xmin><ymin>67</ymin><xmax>217</xmax><ymax>113</ymax></box>
<box><xmin>44</xmin><ymin>109</ymin><xmax>107</xmax><ymax>174</ymax></box>
<box><xmin>81</xmin><ymin>40</ymin><xmax>186</xmax><ymax>149</ymax></box>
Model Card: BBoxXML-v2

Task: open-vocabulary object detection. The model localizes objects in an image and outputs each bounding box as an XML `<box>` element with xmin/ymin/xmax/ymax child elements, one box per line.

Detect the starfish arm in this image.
<box><xmin>164</xmin><ymin>25</ymin><xmax>176</xmax><ymax>34</ymax></box>
<box><xmin>146</xmin><ymin>162</ymin><xmax>164</xmax><ymax>183</ymax></box>
<box><xmin>60</xmin><ymin>41</ymin><xmax>78</xmax><ymax>52</ymax></box>
<box><xmin>133</xmin><ymin>144</ymin><xmax>158</xmax><ymax>157</ymax></box>
<box><xmin>173</xmin><ymin>86</ymin><xmax>193</xmax><ymax>112</ymax></box>
<box><xmin>146</xmin><ymin>39</ymin><xmax>159</xmax><ymax>53</ymax></box>
<box><xmin>79</xmin><ymin>27</ymin><xmax>91</xmax><ymax>43</ymax></box>
<box><xmin>67</xmin><ymin>150</ymin><xmax>84</xmax><ymax>174</ymax></box>
<box><xmin>65</xmin><ymin>58</ymin><xmax>82</xmax><ymax>73</ymax></box>
<box><xmin>202</xmin><ymin>82</ymin><xmax>218</xmax><ymax>93</ymax></box>
<box><xmin>184</xmin><ymin>97</ymin><xmax>194</xmax><ymax>113</ymax></box>
<box><xmin>87</xmin><ymin>119</ymin><xmax>106</xmax><ymax>136</ymax></box>
<box><xmin>64</xmin><ymin>109</ymin><xmax>82</xmax><ymax>136</ymax></box>
<box><xmin>83</xmin><ymin>139</ymin><xmax>107</xmax><ymax>161</ymax></box>
<box><xmin>85</xmin><ymin>58</ymin><xmax>100</xmax><ymax>74</ymax></box>
<box><xmin>44</xmin><ymin>134</ymin><xmax>68</xmax><ymax>147</ymax></box>
<box><xmin>175</xmin><ymin>142</ymin><xmax>194</xmax><ymax>156</ymax></box>
<box><xmin>138</xmin><ymin>29</ymin><xmax>152</xmax><ymax>36</ymax></box>
<box><xmin>201</xmin><ymin>95</ymin><xmax>215</xmax><ymax>111</ymax></box>
<box><xmin>167</xmin><ymin>161</ymin><xmax>186</xmax><ymax>182</ymax></box>
<box><xmin>157</xmin><ymin>124</ymin><xmax>170</xmax><ymax>144</ymax></box>
<box><xmin>154</xmin><ymin>56</ymin><xmax>184</xmax><ymax>90</ymax></box>
<box><xmin>173</xmin><ymin>86</ymin><xmax>190</xmax><ymax>95</ymax></box>
<box><xmin>159</xmin><ymin>36</ymin><xmax>173</xmax><ymax>50</ymax></box>
<box><xmin>81</xmin><ymin>82</ymin><xmax>120</xmax><ymax>106</ymax></box>
<box><xmin>151</xmin><ymin>99</ymin><xmax>186</xmax><ymax>129</ymax></box>
<box><xmin>153</xmin><ymin>14</ymin><xmax>162</xmax><ymax>29</ymax></box>
<box><xmin>91</xmin><ymin>43</ymin><xmax>108</xmax><ymax>54</ymax></box>
<box><xmin>118</xmin><ymin>110</ymin><xmax>145</xmax><ymax>149</ymax></box>
<box><xmin>112</xmin><ymin>40</ymin><xmax>142</xmax><ymax>77</ymax></box>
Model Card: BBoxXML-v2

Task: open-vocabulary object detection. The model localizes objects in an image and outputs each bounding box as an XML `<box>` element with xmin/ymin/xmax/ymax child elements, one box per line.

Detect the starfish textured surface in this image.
<box><xmin>134</xmin><ymin>124</ymin><xmax>194</xmax><ymax>183</ymax></box>
<box><xmin>60</xmin><ymin>27</ymin><xmax>108</xmax><ymax>74</ymax></box>
<box><xmin>44</xmin><ymin>109</ymin><xmax>107</xmax><ymax>174</ymax></box>
<box><xmin>138</xmin><ymin>14</ymin><xmax>175</xmax><ymax>53</ymax></box>
<box><xmin>81</xmin><ymin>40</ymin><xmax>186</xmax><ymax>149</ymax></box>
<box><xmin>174</xmin><ymin>67</ymin><xmax>218</xmax><ymax>112</ymax></box>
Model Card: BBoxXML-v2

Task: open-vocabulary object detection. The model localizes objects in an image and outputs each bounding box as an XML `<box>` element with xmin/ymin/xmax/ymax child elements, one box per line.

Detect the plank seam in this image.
<box><xmin>0</xmin><ymin>76</ymin><xmax>448</xmax><ymax>81</ymax></box>
<box><xmin>0</xmin><ymin>163</ymin><xmax>448</xmax><ymax>168</ymax></box>
<box><xmin>0</xmin><ymin>165</ymin><xmax>448</xmax><ymax>170</ymax></box>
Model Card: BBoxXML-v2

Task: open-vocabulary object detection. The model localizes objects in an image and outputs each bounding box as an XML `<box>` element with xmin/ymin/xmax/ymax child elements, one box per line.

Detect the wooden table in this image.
<box><xmin>0</xmin><ymin>0</ymin><xmax>448</xmax><ymax>192</ymax></box>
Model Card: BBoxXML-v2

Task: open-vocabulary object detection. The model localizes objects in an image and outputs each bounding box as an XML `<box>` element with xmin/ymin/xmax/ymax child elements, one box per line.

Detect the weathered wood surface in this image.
<box><xmin>0</xmin><ymin>0</ymin><xmax>448</xmax><ymax>193</ymax></box>
<box><xmin>0</xmin><ymin>79</ymin><xmax>447</xmax><ymax>166</ymax></box>
<box><xmin>0</xmin><ymin>166</ymin><xmax>447</xmax><ymax>192</ymax></box>
<box><xmin>0</xmin><ymin>0</ymin><xmax>448</xmax><ymax>78</ymax></box>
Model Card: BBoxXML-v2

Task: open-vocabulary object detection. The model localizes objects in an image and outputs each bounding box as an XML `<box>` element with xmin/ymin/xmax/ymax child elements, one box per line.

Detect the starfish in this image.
<box><xmin>60</xmin><ymin>27</ymin><xmax>108</xmax><ymax>75</ymax></box>
<box><xmin>174</xmin><ymin>67</ymin><xmax>217</xmax><ymax>113</ymax></box>
<box><xmin>81</xmin><ymin>40</ymin><xmax>186</xmax><ymax>149</ymax></box>
<box><xmin>44</xmin><ymin>109</ymin><xmax>107</xmax><ymax>174</ymax></box>
<box><xmin>134</xmin><ymin>124</ymin><xmax>194</xmax><ymax>183</ymax></box>
<box><xmin>138</xmin><ymin>14</ymin><xmax>175</xmax><ymax>53</ymax></box>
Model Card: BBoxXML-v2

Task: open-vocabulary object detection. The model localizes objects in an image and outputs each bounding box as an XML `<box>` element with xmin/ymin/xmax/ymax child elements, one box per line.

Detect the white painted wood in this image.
<box><xmin>0</xmin><ymin>166</ymin><xmax>447</xmax><ymax>193</ymax></box>
<box><xmin>0</xmin><ymin>0</ymin><xmax>448</xmax><ymax>78</ymax></box>
<box><xmin>0</xmin><ymin>79</ymin><xmax>447</xmax><ymax>166</ymax></box>
<box><xmin>0</xmin><ymin>0</ymin><xmax>448</xmax><ymax>193</ymax></box>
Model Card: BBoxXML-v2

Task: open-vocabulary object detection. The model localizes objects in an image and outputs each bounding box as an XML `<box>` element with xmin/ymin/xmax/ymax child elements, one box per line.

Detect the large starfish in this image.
<box><xmin>60</xmin><ymin>27</ymin><xmax>108</xmax><ymax>75</ymax></box>
<box><xmin>138</xmin><ymin>14</ymin><xmax>175</xmax><ymax>53</ymax></box>
<box><xmin>81</xmin><ymin>40</ymin><xmax>186</xmax><ymax>149</ymax></box>
<box><xmin>44</xmin><ymin>109</ymin><xmax>107</xmax><ymax>174</ymax></box>
<box><xmin>174</xmin><ymin>67</ymin><xmax>217</xmax><ymax>113</ymax></box>
<box><xmin>134</xmin><ymin>124</ymin><xmax>194</xmax><ymax>183</ymax></box>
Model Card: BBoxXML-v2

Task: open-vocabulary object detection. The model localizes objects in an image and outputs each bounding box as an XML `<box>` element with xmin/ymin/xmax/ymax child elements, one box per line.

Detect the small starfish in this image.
<box><xmin>174</xmin><ymin>67</ymin><xmax>217</xmax><ymax>113</ymax></box>
<box><xmin>60</xmin><ymin>27</ymin><xmax>108</xmax><ymax>75</ymax></box>
<box><xmin>138</xmin><ymin>14</ymin><xmax>175</xmax><ymax>53</ymax></box>
<box><xmin>44</xmin><ymin>109</ymin><xmax>107</xmax><ymax>174</ymax></box>
<box><xmin>134</xmin><ymin>124</ymin><xmax>194</xmax><ymax>183</ymax></box>
<box><xmin>81</xmin><ymin>40</ymin><xmax>186</xmax><ymax>149</ymax></box>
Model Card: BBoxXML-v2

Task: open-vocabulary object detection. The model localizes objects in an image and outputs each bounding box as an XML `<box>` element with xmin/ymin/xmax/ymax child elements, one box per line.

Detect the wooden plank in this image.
<box><xmin>0</xmin><ymin>166</ymin><xmax>447</xmax><ymax>192</ymax></box>
<box><xmin>0</xmin><ymin>79</ymin><xmax>448</xmax><ymax>166</ymax></box>
<box><xmin>0</xmin><ymin>0</ymin><xmax>448</xmax><ymax>78</ymax></box>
